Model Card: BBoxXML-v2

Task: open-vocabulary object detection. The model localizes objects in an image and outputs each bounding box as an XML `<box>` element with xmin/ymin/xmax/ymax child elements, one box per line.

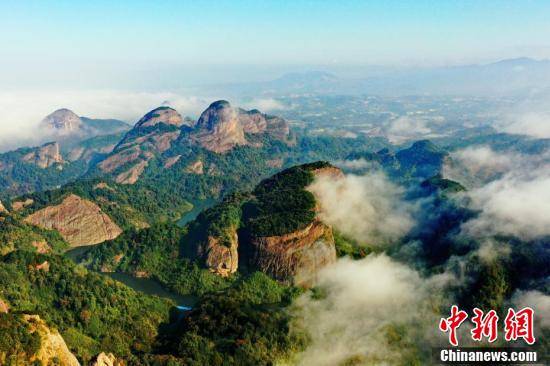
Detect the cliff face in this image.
<box><xmin>192</xmin><ymin>100</ymin><xmax>247</xmax><ymax>153</ymax></box>
<box><xmin>191</xmin><ymin>100</ymin><xmax>292</xmax><ymax>153</ymax></box>
<box><xmin>250</xmin><ymin>219</ymin><xmax>336</xmax><ymax>285</ymax></box>
<box><xmin>22</xmin><ymin>142</ymin><xmax>64</xmax><ymax>168</ymax></box>
<box><xmin>24</xmin><ymin>194</ymin><xmax>122</xmax><ymax>247</ymax></box>
<box><xmin>23</xmin><ymin>315</ymin><xmax>80</xmax><ymax>366</ymax></box>
<box><xmin>202</xmin><ymin>232</ymin><xmax>239</xmax><ymax>277</ymax></box>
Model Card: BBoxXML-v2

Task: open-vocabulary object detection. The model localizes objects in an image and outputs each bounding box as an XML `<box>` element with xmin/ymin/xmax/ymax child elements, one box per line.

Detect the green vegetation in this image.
<box><xmin>81</xmin><ymin>223</ymin><xmax>234</xmax><ymax>296</ymax></box>
<box><xmin>185</xmin><ymin>193</ymin><xmax>247</xmax><ymax>249</ymax></box>
<box><xmin>0</xmin><ymin>313</ymin><xmax>42</xmax><ymax>364</ymax></box>
<box><xmin>244</xmin><ymin>162</ymin><xmax>329</xmax><ymax>237</ymax></box>
<box><xmin>0</xmin><ymin>251</ymin><xmax>172</xmax><ymax>363</ymax></box>
<box><xmin>334</xmin><ymin>231</ymin><xmax>371</xmax><ymax>259</ymax></box>
<box><xmin>14</xmin><ymin>178</ymin><xmax>192</xmax><ymax>229</ymax></box>
<box><xmin>0</xmin><ymin>146</ymin><xmax>88</xmax><ymax>200</ymax></box>
<box><xmin>153</xmin><ymin>273</ymin><xmax>305</xmax><ymax>366</ymax></box>
<box><xmin>0</xmin><ymin>215</ymin><xmax>68</xmax><ymax>256</ymax></box>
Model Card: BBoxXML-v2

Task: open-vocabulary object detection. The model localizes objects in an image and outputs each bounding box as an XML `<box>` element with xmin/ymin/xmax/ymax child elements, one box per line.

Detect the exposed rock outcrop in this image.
<box><xmin>191</xmin><ymin>100</ymin><xmax>247</xmax><ymax>153</ymax></box>
<box><xmin>23</xmin><ymin>314</ymin><xmax>80</xmax><ymax>366</ymax></box>
<box><xmin>250</xmin><ymin>220</ymin><xmax>336</xmax><ymax>285</ymax></box>
<box><xmin>190</xmin><ymin>100</ymin><xmax>293</xmax><ymax>153</ymax></box>
<box><xmin>41</xmin><ymin>108</ymin><xmax>82</xmax><ymax>133</ymax></box>
<box><xmin>186</xmin><ymin>160</ymin><xmax>204</xmax><ymax>174</ymax></box>
<box><xmin>24</xmin><ymin>194</ymin><xmax>122</xmax><ymax>247</ymax></box>
<box><xmin>0</xmin><ymin>299</ymin><xmax>9</xmax><ymax>313</ymax></box>
<box><xmin>135</xmin><ymin>106</ymin><xmax>184</xmax><ymax>128</ymax></box>
<box><xmin>0</xmin><ymin>200</ymin><xmax>7</xmax><ymax>214</ymax></box>
<box><xmin>90</xmin><ymin>352</ymin><xmax>122</xmax><ymax>366</ymax></box>
<box><xmin>163</xmin><ymin>155</ymin><xmax>181</xmax><ymax>169</ymax></box>
<box><xmin>22</xmin><ymin>142</ymin><xmax>64</xmax><ymax>168</ymax></box>
<box><xmin>12</xmin><ymin>198</ymin><xmax>34</xmax><ymax>211</ymax></box>
<box><xmin>202</xmin><ymin>233</ymin><xmax>239</xmax><ymax>277</ymax></box>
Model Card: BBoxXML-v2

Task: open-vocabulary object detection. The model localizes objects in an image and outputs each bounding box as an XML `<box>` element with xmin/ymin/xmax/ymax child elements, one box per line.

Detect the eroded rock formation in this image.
<box><xmin>250</xmin><ymin>220</ymin><xmax>336</xmax><ymax>284</ymax></box>
<box><xmin>24</xmin><ymin>194</ymin><xmax>122</xmax><ymax>247</ymax></box>
<box><xmin>202</xmin><ymin>233</ymin><xmax>239</xmax><ymax>277</ymax></box>
<box><xmin>23</xmin><ymin>314</ymin><xmax>81</xmax><ymax>366</ymax></box>
<box><xmin>22</xmin><ymin>142</ymin><xmax>64</xmax><ymax>168</ymax></box>
<box><xmin>134</xmin><ymin>106</ymin><xmax>184</xmax><ymax>128</ymax></box>
<box><xmin>91</xmin><ymin>352</ymin><xmax>122</xmax><ymax>366</ymax></box>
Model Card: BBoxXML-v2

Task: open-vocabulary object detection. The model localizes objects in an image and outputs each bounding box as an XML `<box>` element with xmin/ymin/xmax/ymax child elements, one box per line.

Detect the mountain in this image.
<box><xmin>207</xmin><ymin>58</ymin><xmax>550</xmax><ymax>97</ymax></box>
<box><xmin>93</xmin><ymin>100</ymin><xmax>295</xmax><ymax>184</ymax></box>
<box><xmin>84</xmin><ymin>162</ymin><xmax>341</xmax><ymax>285</ymax></box>
<box><xmin>41</xmin><ymin>108</ymin><xmax>129</xmax><ymax>138</ymax></box>
<box><xmin>348</xmin><ymin>139</ymin><xmax>449</xmax><ymax>180</ymax></box>
<box><xmin>41</xmin><ymin>108</ymin><xmax>83</xmax><ymax>133</ymax></box>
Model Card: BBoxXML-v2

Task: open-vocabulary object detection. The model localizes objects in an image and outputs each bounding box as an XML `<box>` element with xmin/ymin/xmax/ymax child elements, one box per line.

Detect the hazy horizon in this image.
<box><xmin>2</xmin><ymin>1</ymin><xmax>550</xmax><ymax>90</ymax></box>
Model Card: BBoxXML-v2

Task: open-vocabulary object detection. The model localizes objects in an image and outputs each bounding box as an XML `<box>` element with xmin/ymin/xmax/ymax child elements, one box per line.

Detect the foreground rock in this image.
<box><xmin>23</xmin><ymin>314</ymin><xmax>80</xmax><ymax>366</ymax></box>
<box><xmin>91</xmin><ymin>352</ymin><xmax>123</xmax><ymax>366</ymax></box>
<box><xmin>202</xmin><ymin>232</ymin><xmax>239</xmax><ymax>277</ymax></box>
<box><xmin>24</xmin><ymin>194</ymin><xmax>122</xmax><ymax>247</ymax></box>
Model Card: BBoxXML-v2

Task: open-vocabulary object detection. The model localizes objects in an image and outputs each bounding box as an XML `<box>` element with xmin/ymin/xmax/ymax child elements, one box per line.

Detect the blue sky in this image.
<box><xmin>1</xmin><ymin>0</ymin><xmax>550</xmax><ymax>87</ymax></box>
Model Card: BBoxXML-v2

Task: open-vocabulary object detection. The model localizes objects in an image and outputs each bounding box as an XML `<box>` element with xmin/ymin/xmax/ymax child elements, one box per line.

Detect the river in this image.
<box><xmin>64</xmin><ymin>199</ymin><xmax>216</xmax><ymax>309</ymax></box>
<box><xmin>66</xmin><ymin>247</ymin><xmax>197</xmax><ymax>310</ymax></box>
<box><xmin>177</xmin><ymin>199</ymin><xmax>216</xmax><ymax>226</ymax></box>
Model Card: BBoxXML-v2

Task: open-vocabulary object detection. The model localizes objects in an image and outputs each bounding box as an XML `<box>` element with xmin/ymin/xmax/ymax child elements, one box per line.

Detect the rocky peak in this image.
<box><xmin>195</xmin><ymin>100</ymin><xmax>233</xmax><ymax>130</ymax></box>
<box><xmin>192</xmin><ymin>100</ymin><xmax>246</xmax><ymax>153</ymax></box>
<box><xmin>135</xmin><ymin>106</ymin><xmax>184</xmax><ymax>128</ymax></box>
<box><xmin>22</xmin><ymin>142</ymin><xmax>64</xmax><ymax>168</ymax></box>
<box><xmin>41</xmin><ymin>108</ymin><xmax>82</xmax><ymax>132</ymax></box>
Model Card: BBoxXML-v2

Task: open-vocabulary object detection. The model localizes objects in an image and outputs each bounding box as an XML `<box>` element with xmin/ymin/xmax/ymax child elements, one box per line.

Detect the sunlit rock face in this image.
<box><xmin>192</xmin><ymin>100</ymin><xmax>247</xmax><ymax>153</ymax></box>
<box><xmin>24</xmin><ymin>194</ymin><xmax>122</xmax><ymax>247</ymax></box>
<box><xmin>250</xmin><ymin>219</ymin><xmax>336</xmax><ymax>285</ymax></box>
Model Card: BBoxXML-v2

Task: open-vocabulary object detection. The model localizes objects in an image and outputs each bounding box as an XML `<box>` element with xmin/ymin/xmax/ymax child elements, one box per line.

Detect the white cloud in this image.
<box><xmin>241</xmin><ymin>98</ymin><xmax>287</xmax><ymax>112</ymax></box>
<box><xmin>462</xmin><ymin>170</ymin><xmax>550</xmax><ymax>240</ymax></box>
<box><xmin>512</xmin><ymin>290</ymin><xmax>550</xmax><ymax>329</ymax></box>
<box><xmin>332</xmin><ymin>158</ymin><xmax>377</xmax><ymax>172</ymax></box>
<box><xmin>498</xmin><ymin>112</ymin><xmax>550</xmax><ymax>139</ymax></box>
<box><xmin>385</xmin><ymin>116</ymin><xmax>432</xmax><ymax>144</ymax></box>
<box><xmin>293</xmin><ymin>254</ymin><xmax>451</xmax><ymax>366</ymax></box>
<box><xmin>307</xmin><ymin>172</ymin><xmax>416</xmax><ymax>247</ymax></box>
